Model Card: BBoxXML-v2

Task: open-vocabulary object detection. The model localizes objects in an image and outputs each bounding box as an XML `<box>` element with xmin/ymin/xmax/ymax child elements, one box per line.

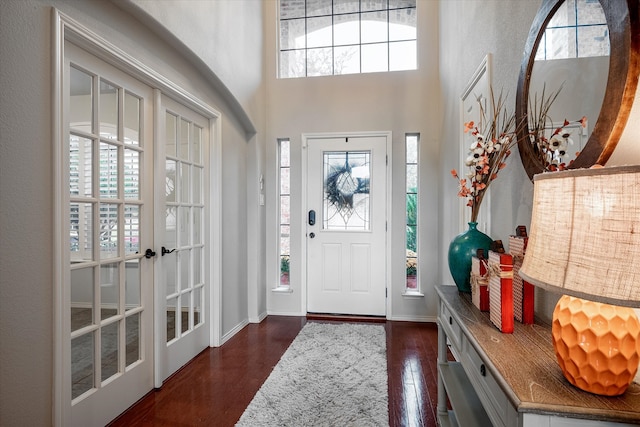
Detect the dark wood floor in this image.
<box><xmin>109</xmin><ymin>316</ymin><xmax>441</xmax><ymax>427</ymax></box>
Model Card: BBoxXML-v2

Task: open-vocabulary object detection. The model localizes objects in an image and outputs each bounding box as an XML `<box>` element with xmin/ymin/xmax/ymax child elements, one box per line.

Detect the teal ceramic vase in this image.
<box><xmin>448</xmin><ymin>222</ymin><xmax>493</xmax><ymax>293</ymax></box>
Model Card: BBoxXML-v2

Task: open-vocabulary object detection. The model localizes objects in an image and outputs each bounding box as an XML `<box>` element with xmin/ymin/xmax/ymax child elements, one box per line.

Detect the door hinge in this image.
<box><xmin>386</xmin><ymin>155</ymin><xmax>388</xmax><ymax>166</ymax></box>
<box><xmin>386</xmin><ymin>288</ymin><xmax>388</xmax><ymax>298</ymax></box>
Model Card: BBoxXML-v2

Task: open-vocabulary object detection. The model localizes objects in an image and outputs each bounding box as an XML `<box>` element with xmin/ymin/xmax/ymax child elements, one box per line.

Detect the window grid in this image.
<box><xmin>279</xmin><ymin>139</ymin><xmax>291</xmax><ymax>287</ymax></box>
<box><xmin>279</xmin><ymin>0</ymin><xmax>417</xmax><ymax>78</ymax></box>
<box><xmin>536</xmin><ymin>0</ymin><xmax>608</xmax><ymax>60</ymax></box>
<box><xmin>405</xmin><ymin>134</ymin><xmax>418</xmax><ymax>291</ymax></box>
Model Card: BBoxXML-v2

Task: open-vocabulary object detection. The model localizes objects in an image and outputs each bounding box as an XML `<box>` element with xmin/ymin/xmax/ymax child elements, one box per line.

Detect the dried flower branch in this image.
<box><xmin>528</xmin><ymin>84</ymin><xmax>588</xmax><ymax>171</ymax></box>
<box><xmin>451</xmin><ymin>87</ymin><xmax>528</xmax><ymax>222</ymax></box>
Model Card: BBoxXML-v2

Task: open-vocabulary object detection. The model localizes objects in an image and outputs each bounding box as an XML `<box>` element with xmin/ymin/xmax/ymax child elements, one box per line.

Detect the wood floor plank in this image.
<box><xmin>109</xmin><ymin>316</ymin><xmax>439</xmax><ymax>427</ymax></box>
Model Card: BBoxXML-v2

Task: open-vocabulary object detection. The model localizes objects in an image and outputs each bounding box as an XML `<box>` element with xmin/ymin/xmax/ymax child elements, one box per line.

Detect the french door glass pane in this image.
<box><xmin>193</xmin><ymin>166</ymin><xmax>202</xmax><ymax>204</ymax></box>
<box><xmin>165</xmin><ymin>250</ymin><xmax>177</xmax><ymax>296</ymax></box>
<box><xmin>125</xmin><ymin>260</ymin><xmax>141</xmax><ymax>308</ymax></box>
<box><xmin>124</xmin><ymin>92</ymin><xmax>140</xmax><ymax>146</ymax></box>
<box><xmin>71</xmin><ymin>267</ymin><xmax>94</xmax><ymax>332</ymax></box>
<box><xmin>193</xmin><ymin>246</ymin><xmax>202</xmax><ymax>285</ymax></box>
<box><xmin>193</xmin><ymin>207</ymin><xmax>202</xmax><ymax>245</ymax></box>
<box><xmin>99</xmin><ymin>79</ymin><xmax>118</xmax><ymax>140</ymax></box>
<box><xmin>70</xmin><ymin>202</ymin><xmax>93</xmax><ymax>260</ymax></box>
<box><xmin>125</xmin><ymin>313</ymin><xmax>140</xmax><ymax>366</ymax></box>
<box><xmin>194</xmin><ymin>286</ymin><xmax>202</xmax><ymax>326</ymax></box>
<box><xmin>124</xmin><ymin>148</ymin><xmax>139</xmax><ymax>199</ymax></box>
<box><xmin>165</xmin><ymin>207</ymin><xmax>177</xmax><ymax>248</ymax></box>
<box><xmin>124</xmin><ymin>204</ymin><xmax>140</xmax><ymax>255</ymax></box>
<box><xmin>180</xmin><ymin>250</ymin><xmax>190</xmax><ymax>293</ymax></box>
<box><xmin>101</xmin><ymin>321</ymin><xmax>119</xmax><ymax>381</ymax></box>
<box><xmin>100</xmin><ymin>203</ymin><xmax>119</xmax><ymax>259</ymax></box>
<box><xmin>100</xmin><ymin>263</ymin><xmax>119</xmax><ymax>320</ymax></box>
<box><xmin>166</xmin><ymin>160</ymin><xmax>176</xmax><ymax>202</ymax></box>
<box><xmin>69</xmin><ymin>67</ymin><xmax>93</xmax><ymax>133</ymax></box>
<box><xmin>192</xmin><ymin>126</ymin><xmax>202</xmax><ymax>164</ymax></box>
<box><xmin>70</xmin><ymin>135</ymin><xmax>92</xmax><ymax>198</ymax></box>
<box><xmin>166</xmin><ymin>112</ymin><xmax>177</xmax><ymax>156</ymax></box>
<box><xmin>180</xmin><ymin>164</ymin><xmax>190</xmax><ymax>203</ymax></box>
<box><xmin>166</xmin><ymin>297</ymin><xmax>178</xmax><ymax>342</ymax></box>
<box><xmin>181</xmin><ymin>294</ymin><xmax>190</xmax><ymax>334</ymax></box>
<box><xmin>100</xmin><ymin>142</ymin><xmax>119</xmax><ymax>198</ymax></box>
<box><xmin>180</xmin><ymin>119</ymin><xmax>190</xmax><ymax>161</ymax></box>
<box><xmin>179</xmin><ymin>206</ymin><xmax>190</xmax><ymax>246</ymax></box>
<box><xmin>323</xmin><ymin>151</ymin><xmax>371</xmax><ymax>230</ymax></box>
<box><xmin>72</xmin><ymin>333</ymin><xmax>94</xmax><ymax>399</ymax></box>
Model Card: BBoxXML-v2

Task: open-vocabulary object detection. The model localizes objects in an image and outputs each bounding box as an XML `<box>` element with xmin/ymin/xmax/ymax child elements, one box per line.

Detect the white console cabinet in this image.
<box><xmin>436</xmin><ymin>285</ymin><xmax>640</xmax><ymax>427</ymax></box>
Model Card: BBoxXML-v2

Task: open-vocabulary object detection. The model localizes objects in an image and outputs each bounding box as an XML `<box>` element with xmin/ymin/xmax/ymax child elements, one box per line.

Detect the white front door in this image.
<box><xmin>305</xmin><ymin>135</ymin><xmax>388</xmax><ymax>316</ymax></box>
<box><xmin>65</xmin><ymin>42</ymin><xmax>154</xmax><ymax>426</ymax></box>
<box><xmin>158</xmin><ymin>96</ymin><xmax>211</xmax><ymax>382</ymax></box>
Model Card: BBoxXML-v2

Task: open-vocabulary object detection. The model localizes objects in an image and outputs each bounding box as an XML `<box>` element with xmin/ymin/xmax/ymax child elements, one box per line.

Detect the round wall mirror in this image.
<box><xmin>516</xmin><ymin>0</ymin><xmax>639</xmax><ymax>180</ymax></box>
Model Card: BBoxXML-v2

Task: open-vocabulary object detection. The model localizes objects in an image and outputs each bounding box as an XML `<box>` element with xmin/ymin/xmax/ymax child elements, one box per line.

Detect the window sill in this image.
<box><xmin>402</xmin><ymin>290</ymin><xmax>424</xmax><ymax>298</ymax></box>
<box><xmin>271</xmin><ymin>286</ymin><xmax>293</xmax><ymax>294</ymax></box>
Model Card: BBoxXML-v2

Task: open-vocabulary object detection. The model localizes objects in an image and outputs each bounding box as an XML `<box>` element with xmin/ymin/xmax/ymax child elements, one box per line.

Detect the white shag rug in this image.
<box><xmin>236</xmin><ymin>322</ymin><xmax>389</xmax><ymax>427</ymax></box>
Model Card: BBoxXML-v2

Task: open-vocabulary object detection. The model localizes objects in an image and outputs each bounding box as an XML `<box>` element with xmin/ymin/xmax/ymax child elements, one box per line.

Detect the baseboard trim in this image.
<box><xmin>306</xmin><ymin>313</ymin><xmax>387</xmax><ymax>323</ymax></box>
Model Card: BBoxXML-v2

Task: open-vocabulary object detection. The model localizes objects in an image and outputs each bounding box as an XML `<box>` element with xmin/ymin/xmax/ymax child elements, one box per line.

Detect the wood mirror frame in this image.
<box><xmin>516</xmin><ymin>0</ymin><xmax>640</xmax><ymax>180</ymax></box>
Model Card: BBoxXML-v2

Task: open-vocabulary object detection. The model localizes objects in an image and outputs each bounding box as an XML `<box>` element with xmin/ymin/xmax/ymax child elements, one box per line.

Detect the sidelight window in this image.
<box><xmin>405</xmin><ymin>134</ymin><xmax>418</xmax><ymax>291</ymax></box>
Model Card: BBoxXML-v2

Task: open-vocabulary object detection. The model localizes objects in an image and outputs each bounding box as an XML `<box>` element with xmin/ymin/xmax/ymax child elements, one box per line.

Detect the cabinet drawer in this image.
<box><xmin>461</xmin><ymin>338</ymin><xmax>515</xmax><ymax>427</ymax></box>
<box><xmin>440</xmin><ymin>300</ymin><xmax>462</xmax><ymax>352</ymax></box>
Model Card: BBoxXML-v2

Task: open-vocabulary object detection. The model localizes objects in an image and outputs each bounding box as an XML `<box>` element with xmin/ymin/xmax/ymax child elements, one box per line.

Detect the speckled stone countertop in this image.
<box><xmin>437</xmin><ymin>285</ymin><xmax>640</xmax><ymax>424</ymax></box>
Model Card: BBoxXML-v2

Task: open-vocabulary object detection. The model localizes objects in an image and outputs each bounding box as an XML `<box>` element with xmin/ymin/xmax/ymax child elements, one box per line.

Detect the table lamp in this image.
<box><xmin>519</xmin><ymin>165</ymin><xmax>640</xmax><ymax>396</ymax></box>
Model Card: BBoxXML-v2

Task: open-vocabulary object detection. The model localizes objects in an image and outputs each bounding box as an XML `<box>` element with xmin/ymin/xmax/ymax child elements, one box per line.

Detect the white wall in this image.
<box><xmin>0</xmin><ymin>0</ymin><xmax>264</xmax><ymax>424</ymax></box>
<box><xmin>263</xmin><ymin>0</ymin><xmax>442</xmax><ymax>321</ymax></box>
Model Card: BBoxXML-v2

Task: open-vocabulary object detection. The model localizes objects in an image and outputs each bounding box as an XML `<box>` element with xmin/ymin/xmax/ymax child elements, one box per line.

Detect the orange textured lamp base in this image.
<box><xmin>552</xmin><ymin>295</ymin><xmax>640</xmax><ymax>396</ymax></box>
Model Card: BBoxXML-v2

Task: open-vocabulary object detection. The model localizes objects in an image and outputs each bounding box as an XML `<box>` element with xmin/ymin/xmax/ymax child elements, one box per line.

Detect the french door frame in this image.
<box><xmin>52</xmin><ymin>10</ymin><xmax>222</xmax><ymax>425</ymax></box>
<box><xmin>300</xmin><ymin>131</ymin><xmax>393</xmax><ymax>318</ymax></box>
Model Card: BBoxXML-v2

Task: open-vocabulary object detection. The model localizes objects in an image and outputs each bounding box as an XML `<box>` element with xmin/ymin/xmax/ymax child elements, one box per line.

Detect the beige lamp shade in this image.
<box><xmin>519</xmin><ymin>165</ymin><xmax>640</xmax><ymax>307</ymax></box>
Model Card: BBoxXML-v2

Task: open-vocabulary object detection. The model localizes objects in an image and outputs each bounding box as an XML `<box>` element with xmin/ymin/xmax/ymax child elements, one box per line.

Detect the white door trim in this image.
<box><xmin>301</xmin><ymin>131</ymin><xmax>392</xmax><ymax>318</ymax></box>
<box><xmin>52</xmin><ymin>10</ymin><xmax>223</xmax><ymax>425</ymax></box>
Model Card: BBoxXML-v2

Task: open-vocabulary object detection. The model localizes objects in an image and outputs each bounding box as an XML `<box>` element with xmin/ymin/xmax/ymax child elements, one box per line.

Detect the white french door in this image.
<box><xmin>157</xmin><ymin>96</ymin><xmax>211</xmax><ymax>382</ymax></box>
<box><xmin>65</xmin><ymin>42</ymin><xmax>154</xmax><ymax>426</ymax></box>
<box><xmin>62</xmin><ymin>40</ymin><xmax>216</xmax><ymax>425</ymax></box>
<box><xmin>305</xmin><ymin>135</ymin><xmax>388</xmax><ymax>316</ymax></box>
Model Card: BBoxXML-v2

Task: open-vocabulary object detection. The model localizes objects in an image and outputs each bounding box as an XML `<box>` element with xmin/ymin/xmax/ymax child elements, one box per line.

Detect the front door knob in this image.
<box><xmin>309</xmin><ymin>232</ymin><xmax>315</xmax><ymax>238</ymax></box>
<box><xmin>144</xmin><ymin>248</ymin><xmax>156</xmax><ymax>259</ymax></box>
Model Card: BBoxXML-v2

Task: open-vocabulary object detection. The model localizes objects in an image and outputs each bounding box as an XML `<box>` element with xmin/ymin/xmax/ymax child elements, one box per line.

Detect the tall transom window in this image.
<box><xmin>279</xmin><ymin>0</ymin><xmax>417</xmax><ymax>78</ymax></box>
